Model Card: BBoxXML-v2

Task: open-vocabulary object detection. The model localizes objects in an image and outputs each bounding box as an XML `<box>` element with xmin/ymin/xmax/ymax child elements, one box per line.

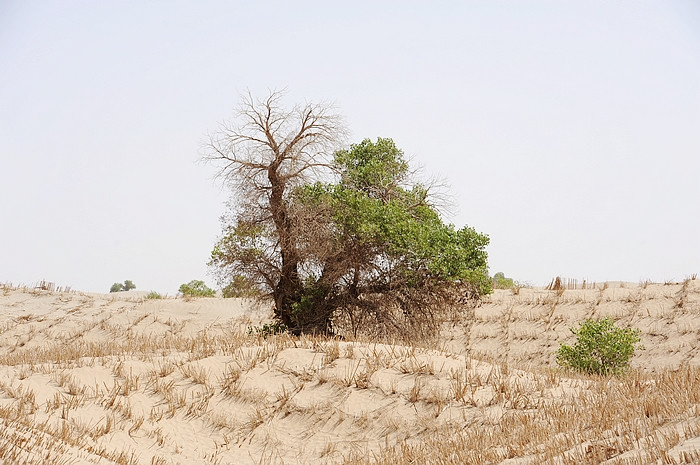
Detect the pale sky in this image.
<box><xmin>1</xmin><ymin>1</ymin><xmax>699</xmax><ymax>294</ymax></box>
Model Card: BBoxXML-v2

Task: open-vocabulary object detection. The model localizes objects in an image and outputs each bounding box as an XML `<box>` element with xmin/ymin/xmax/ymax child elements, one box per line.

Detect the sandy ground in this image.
<box><xmin>0</xmin><ymin>280</ymin><xmax>699</xmax><ymax>464</ymax></box>
<box><xmin>462</xmin><ymin>280</ymin><xmax>700</xmax><ymax>369</ymax></box>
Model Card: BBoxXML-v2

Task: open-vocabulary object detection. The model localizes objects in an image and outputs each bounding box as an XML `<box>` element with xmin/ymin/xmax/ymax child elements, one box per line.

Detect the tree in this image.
<box><xmin>205</xmin><ymin>90</ymin><xmax>346</xmax><ymax>329</ymax></box>
<box><xmin>179</xmin><ymin>280</ymin><xmax>215</xmax><ymax>298</ymax></box>
<box><xmin>294</xmin><ymin>138</ymin><xmax>490</xmax><ymax>336</ymax></box>
<box><xmin>110</xmin><ymin>282</ymin><xmax>124</xmax><ymax>293</ymax></box>
<box><xmin>493</xmin><ymin>272</ymin><xmax>515</xmax><ymax>289</ymax></box>
<box><xmin>206</xmin><ymin>92</ymin><xmax>490</xmax><ymax>336</ymax></box>
<box><xmin>109</xmin><ymin>280</ymin><xmax>135</xmax><ymax>293</ymax></box>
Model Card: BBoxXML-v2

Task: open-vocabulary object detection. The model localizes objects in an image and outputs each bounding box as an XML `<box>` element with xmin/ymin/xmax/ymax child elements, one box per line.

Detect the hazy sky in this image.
<box><xmin>2</xmin><ymin>1</ymin><xmax>699</xmax><ymax>294</ymax></box>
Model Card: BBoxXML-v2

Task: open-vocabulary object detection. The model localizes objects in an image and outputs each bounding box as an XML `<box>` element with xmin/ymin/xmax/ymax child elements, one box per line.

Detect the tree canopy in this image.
<box><xmin>110</xmin><ymin>280</ymin><xmax>135</xmax><ymax>293</ymax></box>
<box><xmin>291</xmin><ymin>138</ymin><xmax>490</xmax><ymax>336</ymax></box>
<box><xmin>206</xmin><ymin>92</ymin><xmax>490</xmax><ymax>337</ymax></box>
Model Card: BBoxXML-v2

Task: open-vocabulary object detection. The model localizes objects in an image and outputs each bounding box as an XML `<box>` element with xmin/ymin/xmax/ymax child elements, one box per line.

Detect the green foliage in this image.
<box><xmin>493</xmin><ymin>272</ymin><xmax>515</xmax><ymax>289</ymax></box>
<box><xmin>110</xmin><ymin>283</ymin><xmax>124</xmax><ymax>293</ymax></box>
<box><xmin>145</xmin><ymin>291</ymin><xmax>163</xmax><ymax>300</ymax></box>
<box><xmin>288</xmin><ymin>279</ymin><xmax>331</xmax><ymax>330</ymax></box>
<box><xmin>210</xmin><ymin>223</ymin><xmax>270</xmax><ymax>299</ymax></box>
<box><xmin>178</xmin><ymin>280</ymin><xmax>215</xmax><ymax>298</ymax></box>
<box><xmin>110</xmin><ymin>280</ymin><xmax>136</xmax><ymax>293</ymax></box>
<box><xmin>556</xmin><ymin>318</ymin><xmax>642</xmax><ymax>376</ymax></box>
<box><xmin>333</xmin><ymin>137</ymin><xmax>410</xmax><ymax>196</ymax></box>
<box><xmin>292</xmin><ymin>138</ymin><xmax>490</xmax><ymax>332</ymax></box>
<box><xmin>300</xmin><ymin>138</ymin><xmax>491</xmax><ymax>294</ymax></box>
<box><xmin>248</xmin><ymin>321</ymin><xmax>288</xmax><ymax>338</ymax></box>
<box><xmin>222</xmin><ymin>275</ymin><xmax>260</xmax><ymax>298</ymax></box>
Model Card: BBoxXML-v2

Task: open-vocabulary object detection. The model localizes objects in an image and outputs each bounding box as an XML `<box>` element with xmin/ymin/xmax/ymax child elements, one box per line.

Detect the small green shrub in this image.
<box><xmin>248</xmin><ymin>321</ymin><xmax>288</xmax><ymax>338</ymax></box>
<box><xmin>110</xmin><ymin>280</ymin><xmax>136</xmax><ymax>293</ymax></box>
<box><xmin>145</xmin><ymin>291</ymin><xmax>163</xmax><ymax>300</ymax></box>
<box><xmin>179</xmin><ymin>280</ymin><xmax>215</xmax><ymax>298</ymax></box>
<box><xmin>556</xmin><ymin>318</ymin><xmax>642</xmax><ymax>376</ymax></box>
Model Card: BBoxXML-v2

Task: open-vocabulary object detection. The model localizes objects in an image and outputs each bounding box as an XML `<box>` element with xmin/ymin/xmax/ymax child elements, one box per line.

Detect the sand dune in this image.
<box><xmin>460</xmin><ymin>280</ymin><xmax>700</xmax><ymax>369</ymax></box>
<box><xmin>1</xmin><ymin>281</ymin><xmax>699</xmax><ymax>464</ymax></box>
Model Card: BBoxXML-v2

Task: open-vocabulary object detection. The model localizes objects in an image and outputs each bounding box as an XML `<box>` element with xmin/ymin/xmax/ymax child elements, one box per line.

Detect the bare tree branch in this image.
<box><xmin>203</xmin><ymin>90</ymin><xmax>347</xmax><ymax>328</ymax></box>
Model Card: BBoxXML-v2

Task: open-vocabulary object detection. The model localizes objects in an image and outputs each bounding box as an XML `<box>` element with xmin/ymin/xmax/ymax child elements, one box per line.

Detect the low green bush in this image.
<box><xmin>178</xmin><ymin>280</ymin><xmax>215</xmax><ymax>298</ymax></box>
<box><xmin>248</xmin><ymin>321</ymin><xmax>288</xmax><ymax>338</ymax></box>
<box><xmin>145</xmin><ymin>291</ymin><xmax>163</xmax><ymax>300</ymax></box>
<box><xmin>556</xmin><ymin>318</ymin><xmax>642</xmax><ymax>376</ymax></box>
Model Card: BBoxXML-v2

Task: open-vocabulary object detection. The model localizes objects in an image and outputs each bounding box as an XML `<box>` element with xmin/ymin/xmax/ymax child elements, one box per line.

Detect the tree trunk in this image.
<box><xmin>268</xmin><ymin>164</ymin><xmax>302</xmax><ymax>329</ymax></box>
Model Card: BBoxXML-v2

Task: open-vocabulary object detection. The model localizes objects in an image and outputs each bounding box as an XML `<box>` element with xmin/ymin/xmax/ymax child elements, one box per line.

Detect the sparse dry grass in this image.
<box><xmin>343</xmin><ymin>365</ymin><xmax>700</xmax><ymax>465</ymax></box>
<box><xmin>0</xmin><ymin>285</ymin><xmax>699</xmax><ymax>464</ymax></box>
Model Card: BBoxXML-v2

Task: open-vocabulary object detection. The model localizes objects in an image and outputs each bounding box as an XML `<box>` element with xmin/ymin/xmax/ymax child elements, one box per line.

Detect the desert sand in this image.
<box><xmin>1</xmin><ymin>279</ymin><xmax>699</xmax><ymax>464</ymax></box>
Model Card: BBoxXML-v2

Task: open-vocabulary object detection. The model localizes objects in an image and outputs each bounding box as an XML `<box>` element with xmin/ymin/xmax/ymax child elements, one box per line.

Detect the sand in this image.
<box><xmin>0</xmin><ymin>280</ymin><xmax>699</xmax><ymax>464</ymax></box>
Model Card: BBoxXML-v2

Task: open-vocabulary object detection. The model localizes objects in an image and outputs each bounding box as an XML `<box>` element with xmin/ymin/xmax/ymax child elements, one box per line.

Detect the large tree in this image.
<box><xmin>206</xmin><ymin>92</ymin><xmax>490</xmax><ymax>336</ymax></box>
<box><xmin>205</xmin><ymin>91</ymin><xmax>346</xmax><ymax>324</ymax></box>
<box><xmin>293</xmin><ymin>138</ymin><xmax>491</xmax><ymax>336</ymax></box>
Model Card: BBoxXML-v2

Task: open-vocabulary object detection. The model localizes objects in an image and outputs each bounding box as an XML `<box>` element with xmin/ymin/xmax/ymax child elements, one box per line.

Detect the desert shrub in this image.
<box><xmin>110</xmin><ymin>280</ymin><xmax>136</xmax><ymax>293</ymax></box>
<box><xmin>248</xmin><ymin>321</ymin><xmax>288</xmax><ymax>338</ymax></box>
<box><xmin>145</xmin><ymin>291</ymin><xmax>163</xmax><ymax>300</ymax></box>
<box><xmin>179</xmin><ymin>280</ymin><xmax>215</xmax><ymax>298</ymax></box>
<box><xmin>556</xmin><ymin>318</ymin><xmax>642</xmax><ymax>375</ymax></box>
<box><xmin>492</xmin><ymin>272</ymin><xmax>515</xmax><ymax>289</ymax></box>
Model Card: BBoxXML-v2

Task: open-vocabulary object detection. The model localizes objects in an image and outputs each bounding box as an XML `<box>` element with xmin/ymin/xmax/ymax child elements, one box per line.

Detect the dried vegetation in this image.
<box><xmin>0</xmin><ymin>280</ymin><xmax>699</xmax><ymax>464</ymax></box>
